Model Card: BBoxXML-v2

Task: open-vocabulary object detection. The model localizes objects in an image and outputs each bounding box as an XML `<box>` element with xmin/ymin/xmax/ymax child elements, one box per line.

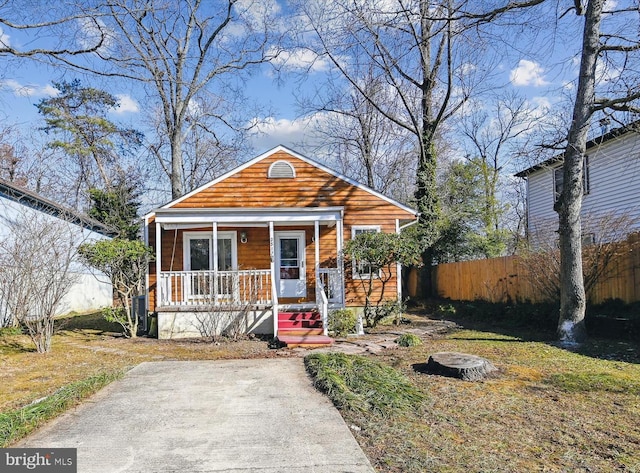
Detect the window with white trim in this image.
<box><xmin>183</xmin><ymin>231</ymin><xmax>237</xmax><ymax>271</ymax></box>
<box><xmin>554</xmin><ymin>156</ymin><xmax>590</xmax><ymax>203</ymax></box>
<box><xmin>351</xmin><ymin>226</ymin><xmax>381</xmax><ymax>279</ymax></box>
<box><xmin>183</xmin><ymin>231</ymin><xmax>237</xmax><ymax>298</ymax></box>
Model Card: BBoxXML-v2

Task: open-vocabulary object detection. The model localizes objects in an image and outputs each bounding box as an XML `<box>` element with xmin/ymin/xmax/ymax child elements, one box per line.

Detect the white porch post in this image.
<box><xmin>212</xmin><ymin>222</ymin><xmax>218</xmax><ymax>302</ymax></box>
<box><xmin>155</xmin><ymin>221</ymin><xmax>162</xmax><ymax>306</ymax></box>
<box><xmin>396</xmin><ymin>219</ymin><xmax>402</xmax><ymax>301</ymax></box>
<box><xmin>269</xmin><ymin>221</ymin><xmax>278</xmax><ymax>336</ymax></box>
<box><xmin>314</xmin><ymin>220</ymin><xmax>320</xmax><ymax>280</ymax></box>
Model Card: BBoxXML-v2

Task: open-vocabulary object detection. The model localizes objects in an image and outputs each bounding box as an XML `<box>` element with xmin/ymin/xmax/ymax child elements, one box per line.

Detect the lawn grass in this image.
<box><xmin>2</xmin><ymin>310</ymin><xmax>640</xmax><ymax>472</ymax></box>
<box><xmin>0</xmin><ymin>370</ymin><xmax>125</xmax><ymax>447</ymax></box>
<box><xmin>0</xmin><ymin>312</ymin><xmax>277</xmax><ymax>414</ymax></box>
<box><xmin>312</xmin><ymin>329</ymin><xmax>640</xmax><ymax>472</ymax></box>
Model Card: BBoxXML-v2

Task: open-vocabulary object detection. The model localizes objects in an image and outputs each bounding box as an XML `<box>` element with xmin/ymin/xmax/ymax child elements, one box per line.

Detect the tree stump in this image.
<box><xmin>426</xmin><ymin>352</ymin><xmax>497</xmax><ymax>381</ymax></box>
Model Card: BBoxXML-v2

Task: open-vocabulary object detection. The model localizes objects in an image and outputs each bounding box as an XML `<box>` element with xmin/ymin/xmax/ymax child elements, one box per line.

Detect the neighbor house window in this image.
<box><xmin>554</xmin><ymin>156</ymin><xmax>590</xmax><ymax>202</ymax></box>
<box><xmin>351</xmin><ymin>226</ymin><xmax>380</xmax><ymax>279</ymax></box>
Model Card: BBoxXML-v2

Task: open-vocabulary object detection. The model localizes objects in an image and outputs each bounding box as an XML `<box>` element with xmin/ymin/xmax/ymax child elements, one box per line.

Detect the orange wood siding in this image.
<box><xmin>147</xmin><ymin>150</ymin><xmax>417</xmax><ymax>311</ymax></box>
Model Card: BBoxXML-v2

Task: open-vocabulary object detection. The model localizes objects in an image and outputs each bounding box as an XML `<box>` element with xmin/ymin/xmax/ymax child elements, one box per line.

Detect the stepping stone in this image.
<box><xmin>426</xmin><ymin>352</ymin><xmax>497</xmax><ymax>381</ymax></box>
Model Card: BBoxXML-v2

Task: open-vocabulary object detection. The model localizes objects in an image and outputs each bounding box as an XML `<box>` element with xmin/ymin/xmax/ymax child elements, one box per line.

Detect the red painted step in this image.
<box><xmin>278</xmin><ymin>320</ymin><xmax>323</xmax><ymax>330</ymax></box>
<box><xmin>277</xmin><ymin>334</ymin><xmax>334</xmax><ymax>348</ymax></box>
<box><xmin>278</xmin><ymin>311</ymin><xmax>321</xmax><ymax>321</ymax></box>
<box><xmin>278</xmin><ymin>328</ymin><xmax>325</xmax><ymax>337</ymax></box>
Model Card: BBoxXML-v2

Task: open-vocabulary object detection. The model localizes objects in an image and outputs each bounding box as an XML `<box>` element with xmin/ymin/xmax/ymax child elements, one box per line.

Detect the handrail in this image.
<box><xmin>271</xmin><ymin>272</ymin><xmax>279</xmax><ymax>336</ymax></box>
<box><xmin>317</xmin><ymin>278</ymin><xmax>329</xmax><ymax>336</ymax></box>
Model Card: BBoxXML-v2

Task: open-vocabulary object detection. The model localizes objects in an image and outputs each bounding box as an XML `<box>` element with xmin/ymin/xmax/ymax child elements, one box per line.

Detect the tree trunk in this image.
<box><xmin>170</xmin><ymin>129</ymin><xmax>185</xmax><ymax>199</ymax></box>
<box><xmin>555</xmin><ymin>0</ymin><xmax>604</xmax><ymax>345</ymax></box>
<box><xmin>426</xmin><ymin>352</ymin><xmax>497</xmax><ymax>381</ymax></box>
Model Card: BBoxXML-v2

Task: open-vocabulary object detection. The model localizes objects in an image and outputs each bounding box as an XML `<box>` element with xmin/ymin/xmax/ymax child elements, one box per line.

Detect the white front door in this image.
<box><xmin>275</xmin><ymin>231</ymin><xmax>306</xmax><ymax>298</ymax></box>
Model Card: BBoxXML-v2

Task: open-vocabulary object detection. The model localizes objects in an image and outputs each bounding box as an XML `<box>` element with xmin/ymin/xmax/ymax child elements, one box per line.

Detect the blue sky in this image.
<box><xmin>0</xmin><ymin>1</ymin><xmax>588</xmax><ymax>165</ymax></box>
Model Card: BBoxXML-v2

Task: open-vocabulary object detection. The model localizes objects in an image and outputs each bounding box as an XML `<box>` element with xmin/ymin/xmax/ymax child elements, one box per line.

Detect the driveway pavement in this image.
<box><xmin>17</xmin><ymin>359</ymin><xmax>375</xmax><ymax>473</ymax></box>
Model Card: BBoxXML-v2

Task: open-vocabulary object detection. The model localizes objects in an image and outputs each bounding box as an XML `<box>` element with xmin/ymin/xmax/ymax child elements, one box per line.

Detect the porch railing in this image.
<box><xmin>317</xmin><ymin>268</ymin><xmax>343</xmax><ymax>305</ymax></box>
<box><xmin>158</xmin><ymin>269</ymin><xmax>272</xmax><ymax>307</ymax></box>
<box><xmin>316</xmin><ymin>278</ymin><xmax>329</xmax><ymax>336</ymax></box>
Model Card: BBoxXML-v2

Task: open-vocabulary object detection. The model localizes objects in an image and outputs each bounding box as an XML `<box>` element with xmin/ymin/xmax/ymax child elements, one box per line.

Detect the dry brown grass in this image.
<box><xmin>349</xmin><ymin>330</ymin><xmax>640</xmax><ymax>472</ymax></box>
<box><xmin>0</xmin><ymin>312</ymin><xmax>278</xmax><ymax>413</ymax></box>
<box><xmin>2</xmin><ymin>311</ymin><xmax>640</xmax><ymax>472</ymax></box>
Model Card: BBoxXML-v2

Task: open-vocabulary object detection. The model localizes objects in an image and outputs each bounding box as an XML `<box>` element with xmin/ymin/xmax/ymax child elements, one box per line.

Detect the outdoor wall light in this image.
<box><xmin>240</xmin><ymin>231</ymin><xmax>248</xmax><ymax>244</ymax></box>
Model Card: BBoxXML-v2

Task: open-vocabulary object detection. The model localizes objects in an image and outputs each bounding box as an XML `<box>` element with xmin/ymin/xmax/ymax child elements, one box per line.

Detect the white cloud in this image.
<box><xmin>269</xmin><ymin>47</ymin><xmax>332</xmax><ymax>73</ymax></box>
<box><xmin>1</xmin><ymin>79</ymin><xmax>59</xmax><ymax>98</ymax></box>
<box><xmin>113</xmin><ymin>94</ymin><xmax>139</xmax><ymax>114</ymax></box>
<box><xmin>595</xmin><ymin>58</ymin><xmax>621</xmax><ymax>84</ymax></box>
<box><xmin>77</xmin><ymin>17</ymin><xmax>114</xmax><ymax>52</ymax></box>
<box><xmin>509</xmin><ymin>59</ymin><xmax>549</xmax><ymax>87</ymax></box>
<box><xmin>247</xmin><ymin>113</ymin><xmax>329</xmax><ymax>150</ymax></box>
<box><xmin>0</xmin><ymin>27</ymin><xmax>10</xmax><ymax>48</ymax></box>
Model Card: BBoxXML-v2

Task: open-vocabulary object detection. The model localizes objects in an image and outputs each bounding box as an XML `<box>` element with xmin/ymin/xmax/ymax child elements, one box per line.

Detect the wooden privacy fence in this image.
<box><xmin>426</xmin><ymin>232</ymin><xmax>640</xmax><ymax>304</ymax></box>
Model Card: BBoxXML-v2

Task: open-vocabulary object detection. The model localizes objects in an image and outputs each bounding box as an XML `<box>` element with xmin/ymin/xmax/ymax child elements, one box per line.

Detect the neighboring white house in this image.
<box><xmin>515</xmin><ymin>122</ymin><xmax>640</xmax><ymax>246</ymax></box>
<box><xmin>0</xmin><ymin>178</ymin><xmax>114</xmax><ymax>323</ymax></box>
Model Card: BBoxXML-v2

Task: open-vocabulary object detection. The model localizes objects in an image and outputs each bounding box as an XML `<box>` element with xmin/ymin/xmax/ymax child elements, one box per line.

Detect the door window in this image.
<box><xmin>279</xmin><ymin>238</ymin><xmax>300</xmax><ymax>279</ymax></box>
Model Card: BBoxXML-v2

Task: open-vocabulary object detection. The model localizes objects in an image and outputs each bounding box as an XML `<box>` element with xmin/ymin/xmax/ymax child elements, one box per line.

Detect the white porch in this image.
<box><xmin>149</xmin><ymin>207</ymin><xmax>346</xmax><ymax>337</ymax></box>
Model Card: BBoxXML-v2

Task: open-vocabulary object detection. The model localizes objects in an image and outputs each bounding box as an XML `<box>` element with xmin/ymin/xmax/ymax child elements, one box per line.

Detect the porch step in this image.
<box><xmin>278</xmin><ymin>311</ymin><xmax>321</xmax><ymax>321</ymax></box>
<box><xmin>277</xmin><ymin>310</ymin><xmax>332</xmax><ymax>348</ymax></box>
<box><xmin>277</xmin><ymin>334</ymin><xmax>334</xmax><ymax>349</ymax></box>
<box><xmin>278</xmin><ymin>320</ymin><xmax>323</xmax><ymax>330</ymax></box>
<box><xmin>278</xmin><ymin>328</ymin><xmax>325</xmax><ymax>337</ymax></box>
<box><xmin>278</xmin><ymin>311</ymin><xmax>322</xmax><ymax>330</ymax></box>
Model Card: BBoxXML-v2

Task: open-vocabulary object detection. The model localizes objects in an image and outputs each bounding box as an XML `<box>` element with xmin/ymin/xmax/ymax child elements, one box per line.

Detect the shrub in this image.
<box><xmin>369</xmin><ymin>299</ymin><xmax>405</xmax><ymax>327</ymax></box>
<box><xmin>328</xmin><ymin>309</ymin><xmax>357</xmax><ymax>337</ymax></box>
<box><xmin>435</xmin><ymin>303</ymin><xmax>456</xmax><ymax>317</ymax></box>
<box><xmin>396</xmin><ymin>333</ymin><xmax>423</xmax><ymax>347</ymax></box>
<box><xmin>304</xmin><ymin>353</ymin><xmax>426</xmax><ymax>416</ymax></box>
<box><xmin>0</xmin><ymin>326</ymin><xmax>23</xmax><ymax>336</ymax></box>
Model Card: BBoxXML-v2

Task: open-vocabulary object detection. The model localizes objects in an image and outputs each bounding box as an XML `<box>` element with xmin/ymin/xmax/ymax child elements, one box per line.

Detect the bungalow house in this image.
<box><xmin>0</xmin><ymin>178</ymin><xmax>114</xmax><ymax>325</ymax></box>
<box><xmin>143</xmin><ymin>146</ymin><xmax>419</xmax><ymax>345</ymax></box>
<box><xmin>515</xmin><ymin>121</ymin><xmax>640</xmax><ymax>247</ymax></box>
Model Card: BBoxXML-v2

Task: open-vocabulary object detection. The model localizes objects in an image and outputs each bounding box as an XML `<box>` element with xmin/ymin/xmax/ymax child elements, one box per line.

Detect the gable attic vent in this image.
<box><xmin>268</xmin><ymin>160</ymin><xmax>296</xmax><ymax>178</ymax></box>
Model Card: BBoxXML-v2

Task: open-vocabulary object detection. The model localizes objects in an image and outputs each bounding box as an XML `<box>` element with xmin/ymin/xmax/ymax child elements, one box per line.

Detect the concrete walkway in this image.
<box><xmin>18</xmin><ymin>359</ymin><xmax>375</xmax><ymax>473</ymax></box>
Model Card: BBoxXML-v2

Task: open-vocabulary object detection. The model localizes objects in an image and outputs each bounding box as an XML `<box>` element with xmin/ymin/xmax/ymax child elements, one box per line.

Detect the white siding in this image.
<box><xmin>527</xmin><ymin>132</ymin><xmax>640</xmax><ymax>244</ymax></box>
<box><xmin>0</xmin><ymin>197</ymin><xmax>113</xmax><ymax>317</ymax></box>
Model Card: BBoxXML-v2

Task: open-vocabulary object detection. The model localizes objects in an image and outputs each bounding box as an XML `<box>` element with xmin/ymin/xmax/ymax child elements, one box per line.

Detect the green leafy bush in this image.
<box><xmin>328</xmin><ymin>308</ymin><xmax>357</xmax><ymax>337</ymax></box>
<box><xmin>370</xmin><ymin>299</ymin><xmax>405</xmax><ymax>327</ymax></box>
<box><xmin>396</xmin><ymin>333</ymin><xmax>423</xmax><ymax>347</ymax></box>
<box><xmin>0</xmin><ymin>326</ymin><xmax>23</xmax><ymax>336</ymax></box>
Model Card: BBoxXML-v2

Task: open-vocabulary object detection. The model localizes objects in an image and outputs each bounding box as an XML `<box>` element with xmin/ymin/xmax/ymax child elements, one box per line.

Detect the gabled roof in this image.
<box><xmin>146</xmin><ymin>145</ymin><xmax>419</xmax><ymax>218</ymax></box>
<box><xmin>0</xmin><ymin>178</ymin><xmax>115</xmax><ymax>236</ymax></box>
<box><xmin>515</xmin><ymin>120</ymin><xmax>640</xmax><ymax>178</ymax></box>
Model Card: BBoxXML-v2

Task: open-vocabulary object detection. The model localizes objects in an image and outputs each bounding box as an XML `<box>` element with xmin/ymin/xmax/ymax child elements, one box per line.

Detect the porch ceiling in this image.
<box><xmin>154</xmin><ymin>206</ymin><xmax>344</xmax><ymax>228</ymax></box>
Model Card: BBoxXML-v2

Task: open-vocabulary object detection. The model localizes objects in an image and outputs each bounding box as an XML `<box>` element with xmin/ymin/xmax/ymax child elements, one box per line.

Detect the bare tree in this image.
<box><xmin>522</xmin><ymin>213</ymin><xmax>640</xmax><ymax>306</ymax></box>
<box><xmin>1</xmin><ymin>1</ymin><xmax>282</xmax><ymax>199</ymax></box>
<box><xmin>0</xmin><ymin>210</ymin><xmax>80</xmax><ymax>352</ymax></box>
<box><xmin>0</xmin><ymin>2</ymin><xmax>106</xmax><ymax>59</ymax></box>
<box><xmin>555</xmin><ymin>0</ymin><xmax>640</xmax><ymax>345</ymax></box>
<box><xmin>300</xmin><ymin>71</ymin><xmax>416</xmax><ymax>202</ymax></box>
<box><xmin>85</xmin><ymin>0</ymin><xmax>280</xmax><ymax>198</ymax></box>
<box><xmin>459</xmin><ymin>92</ymin><xmax>541</xmax><ymax>251</ymax></box>
<box><xmin>297</xmin><ymin>0</ymin><xmax>546</xmax><ymax>277</ymax></box>
<box><xmin>148</xmin><ymin>94</ymin><xmax>246</xmax><ymax>194</ymax></box>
